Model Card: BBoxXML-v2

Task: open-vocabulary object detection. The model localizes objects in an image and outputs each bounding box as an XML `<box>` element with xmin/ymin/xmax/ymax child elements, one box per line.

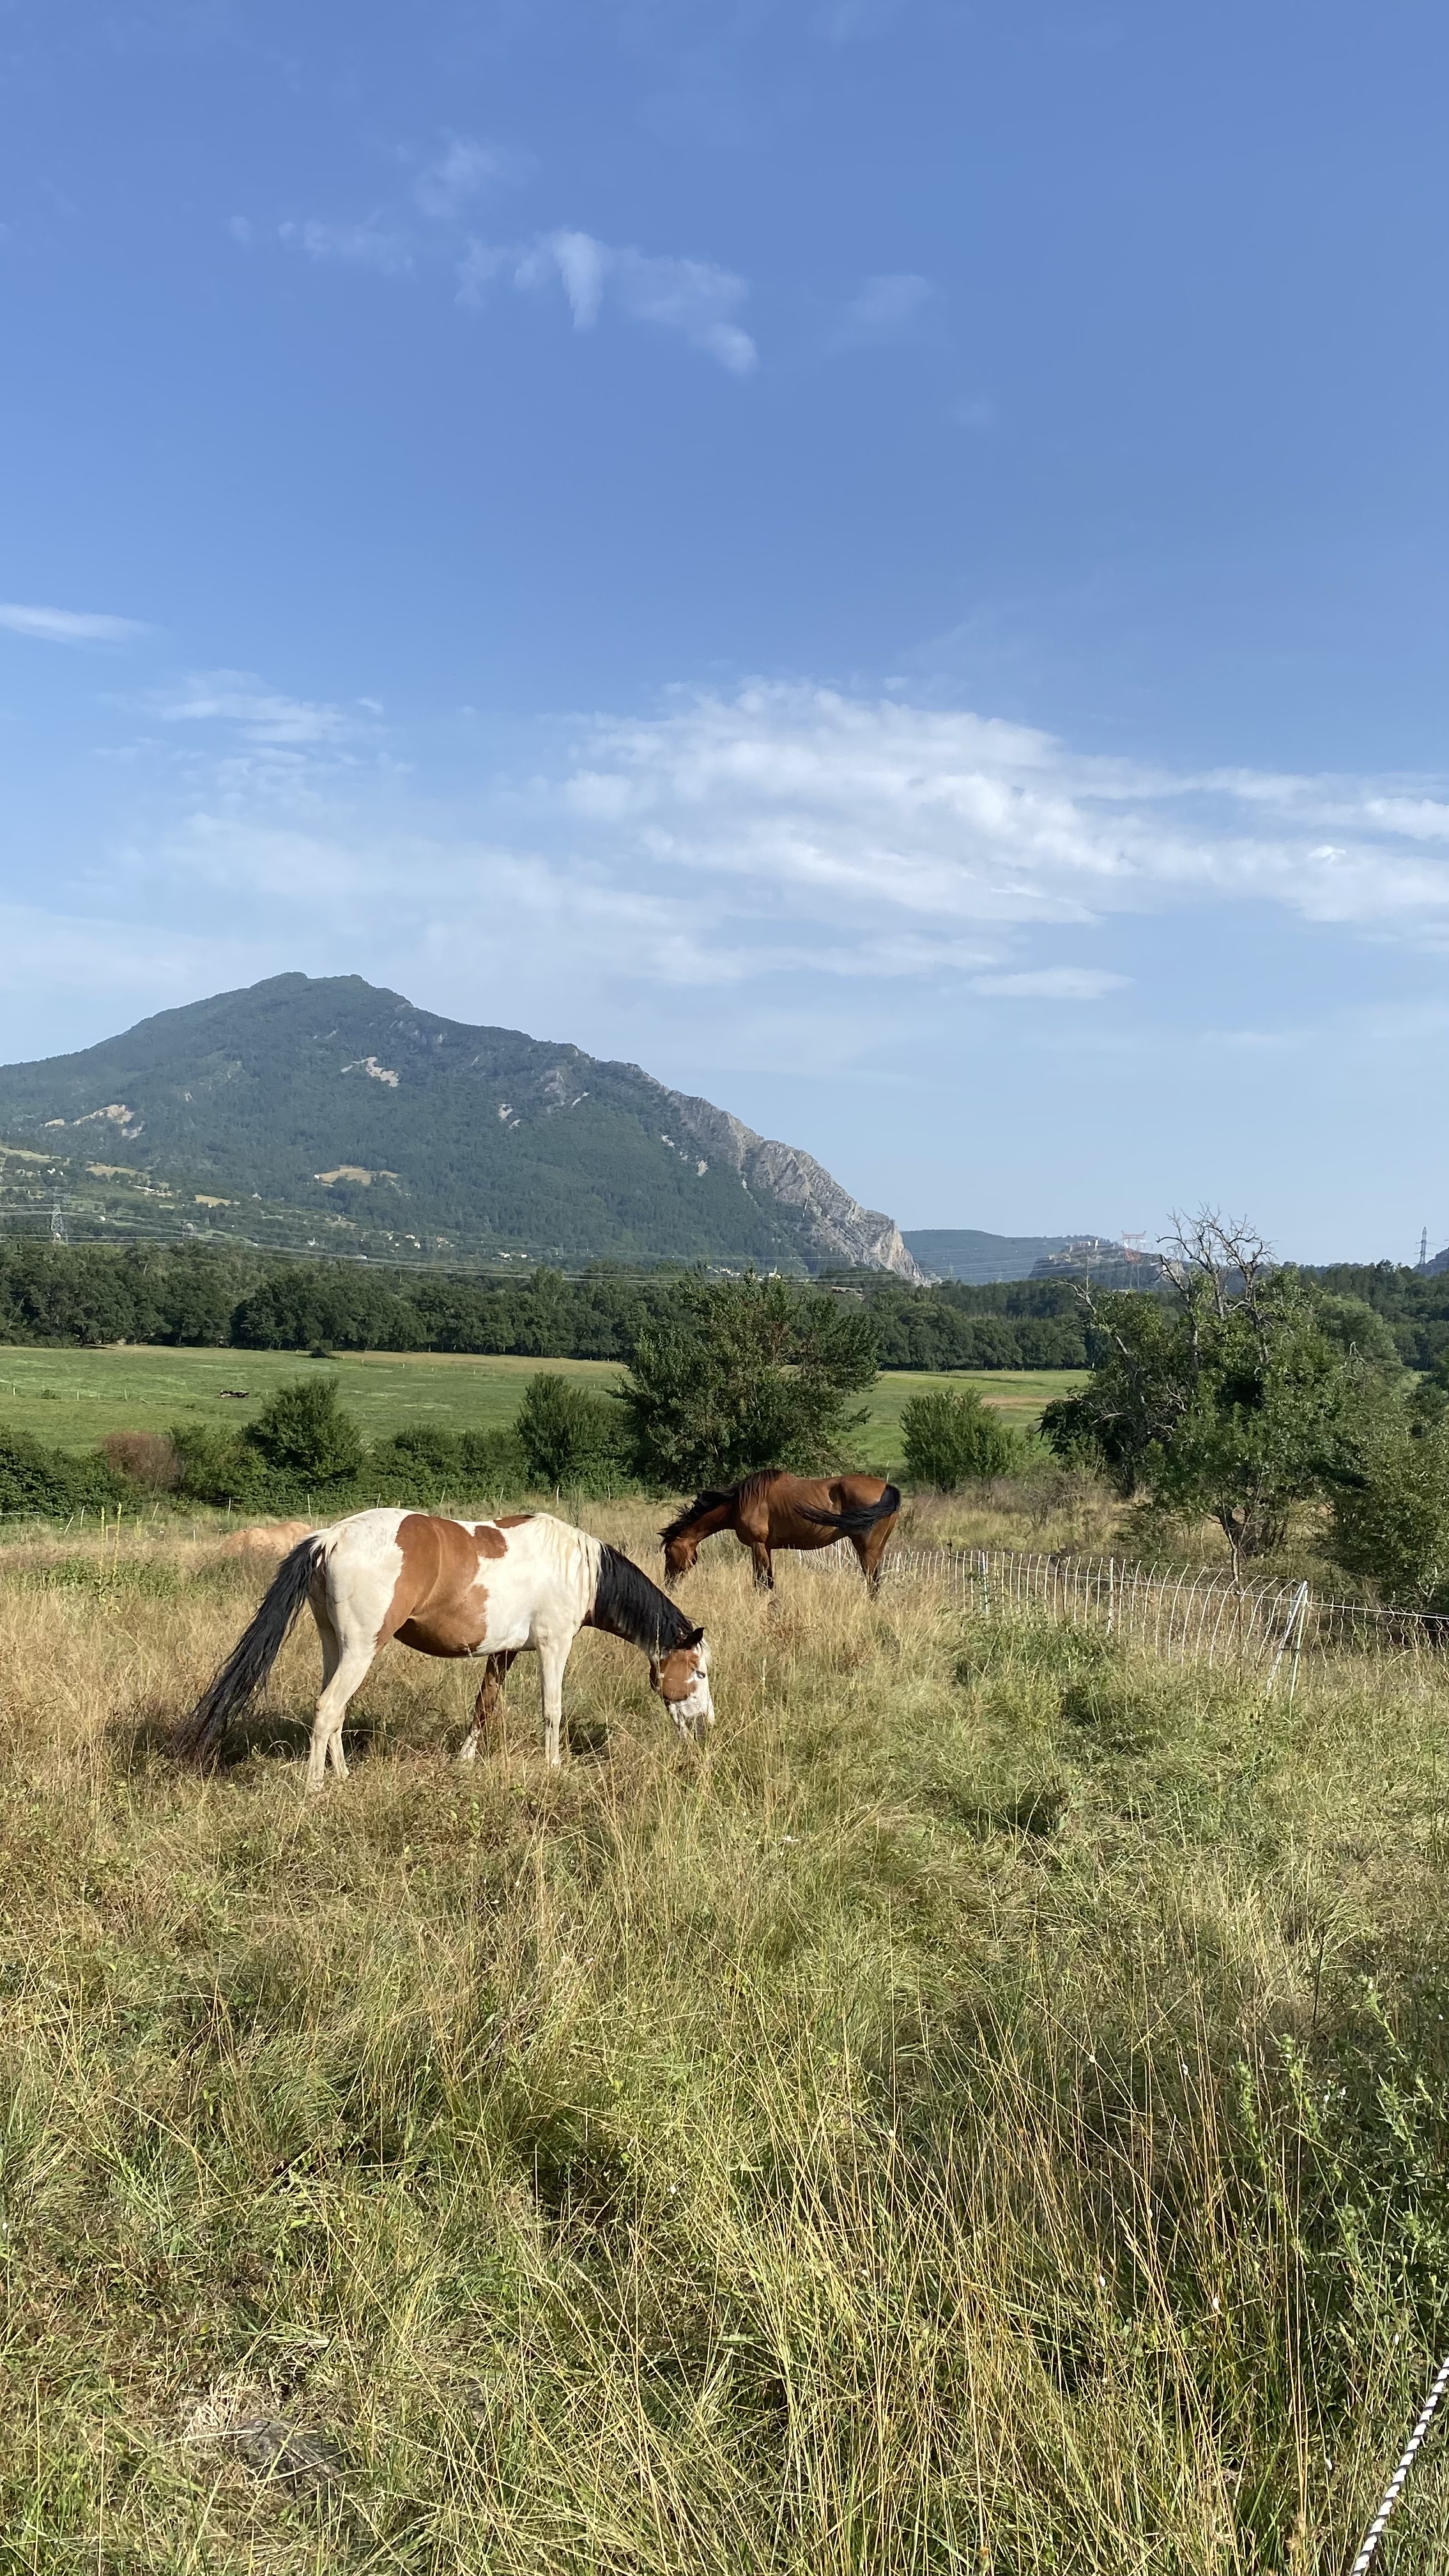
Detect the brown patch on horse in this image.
<box><xmin>496</xmin><ymin>1514</ymin><xmax>533</xmax><ymax>1528</ymax></box>
<box><xmin>383</xmin><ymin>1512</ymin><xmax>504</xmax><ymax>1659</ymax></box>
<box><xmin>654</xmin><ymin>1644</ymin><xmax>703</xmax><ymax>1702</ymax></box>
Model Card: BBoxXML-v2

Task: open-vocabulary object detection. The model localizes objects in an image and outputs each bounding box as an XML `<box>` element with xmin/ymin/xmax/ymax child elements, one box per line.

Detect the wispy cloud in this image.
<box><xmin>153</xmin><ymin>671</ymin><xmax>360</xmax><ymax>747</ymax></box>
<box><xmin>971</xmin><ymin>967</ymin><xmax>1130</xmax><ymax>1001</ymax></box>
<box><xmin>468</xmin><ymin>227</ymin><xmax>758</xmax><ymax>372</ymax></box>
<box><xmin>0</xmin><ymin>601</ymin><xmax>150</xmax><ymax>647</ymax></box>
<box><xmin>830</xmin><ymin>270</ymin><xmax>935</xmax><ymax>350</ymax></box>
<box><xmin>279</xmin><ymin>217</ymin><xmax>411</xmax><ymax>275</ymax></box>
<box><xmin>414</xmin><ymin>135</ymin><xmax>528</xmax><ymax>219</ymax></box>
<box><xmin>78</xmin><ymin>676</ymin><xmax>1449</xmax><ymax>1071</ymax></box>
<box><xmin>553</xmin><ymin>684</ymin><xmax>1449</xmax><ymax>939</ymax></box>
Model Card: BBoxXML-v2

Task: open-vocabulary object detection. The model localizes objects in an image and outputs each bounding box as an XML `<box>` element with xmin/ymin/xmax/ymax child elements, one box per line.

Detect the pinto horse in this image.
<box><xmin>661</xmin><ymin>1469</ymin><xmax>901</xmax><ymax>1593</ymax></box>
<box><xmin>177</xmin><ymin>1508</ymin><xmax>714</xmax><ymax>1786</ymax></box>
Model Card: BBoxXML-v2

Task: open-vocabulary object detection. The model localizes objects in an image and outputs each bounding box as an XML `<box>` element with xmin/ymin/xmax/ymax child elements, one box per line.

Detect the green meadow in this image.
<box><xmin>0</xmin><ymin>1342</ymin><xmax>1083</xmax><ymax>1477</ymax></box>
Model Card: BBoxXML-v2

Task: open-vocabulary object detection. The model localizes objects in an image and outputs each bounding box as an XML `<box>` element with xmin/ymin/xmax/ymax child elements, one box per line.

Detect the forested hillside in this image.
<box><xmin>0</xmin><ymin>973</ymin><xmax>919</xmax><ymax>1276</ymax></box>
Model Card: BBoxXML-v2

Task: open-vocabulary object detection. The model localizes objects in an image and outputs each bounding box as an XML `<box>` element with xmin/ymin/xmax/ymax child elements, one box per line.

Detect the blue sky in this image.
<box><xmin>1</xmin><ymin>0</ymin><xmax>1445</xmax><ymax>1260</ymax></box>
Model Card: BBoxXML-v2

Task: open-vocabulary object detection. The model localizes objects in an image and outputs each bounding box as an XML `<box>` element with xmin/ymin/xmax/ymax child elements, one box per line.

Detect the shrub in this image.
<box><xmin>515</xmin><ymin>1374</ymin><xmax>631</xmax><ymax>1493</ymax></box>
<box><xmin>901</xmin><ymin>1386</ymin><xmax>1018</xmax><ymax>1489</ymax></box>
<box><xmin>243</xmin><ymin>1375</ymin><xmax>364</xmax><ymax>1486</ymax></box>
<box><xmin>1331</xmin><ymin>1417</ymin><xmax>1449</xmax><ymax>1611</ymax></box>
<box><xmin>369</xmin><ymin>1423</ymin><xmax>528</xmax><ymax>1504</ymax></box>
<box><xmin>0</xmin><ymin>1428</ymin><xmax>124</xmax><ymax>1516</ymax></box>
<box><xmin>167</xmin><ymin>1423</ymin><xmax>267</xmax><ymax>1508</ymax></box>
<box><xmin>102</xmin><ymin>1431</ymin><xmax>182</xmax><ymax>1493</ymax></box>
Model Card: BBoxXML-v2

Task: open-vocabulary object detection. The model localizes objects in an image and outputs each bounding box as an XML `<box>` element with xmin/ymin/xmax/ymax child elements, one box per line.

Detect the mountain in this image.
<box><xmin>0</xmin><ymin>974</ymin><xmax>923</xmax><ymax>1278</ymax></box>
<box><xmin>903</xmin><ymin>1227</ymin><xmax>1111</xmax><ymax>1285</ymax></box>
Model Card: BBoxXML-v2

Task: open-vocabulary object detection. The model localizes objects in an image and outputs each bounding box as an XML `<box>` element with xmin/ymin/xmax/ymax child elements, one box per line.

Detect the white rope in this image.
<box><xmin>1349</xmin><ymin>2349</ymin><xmax>1449</xmax><ymax>2573</ymax></box>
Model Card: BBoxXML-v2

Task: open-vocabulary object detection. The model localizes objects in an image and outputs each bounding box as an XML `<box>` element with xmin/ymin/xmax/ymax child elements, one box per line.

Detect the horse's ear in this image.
<box><xmin>684</xmin><ymin>1624</ymin><xmax>704</xmax><ymax>1649</ymax></box>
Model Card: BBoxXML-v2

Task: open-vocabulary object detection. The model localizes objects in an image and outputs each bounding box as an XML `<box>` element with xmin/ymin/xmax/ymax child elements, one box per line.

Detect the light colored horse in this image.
<box><xmin>177</xmin><ymin>1507</ymin><xmax>714</xmax><ymax>1788</ymax></box>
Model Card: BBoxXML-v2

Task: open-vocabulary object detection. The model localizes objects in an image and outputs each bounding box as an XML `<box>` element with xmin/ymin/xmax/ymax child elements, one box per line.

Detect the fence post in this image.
<box><xmin>1107</xmin><ymin>1558</ymin><xmax>1115</xmax><ymax>1638</ymax></box>
<box><xmin>1264</xmin><ymin>1581</ymin><xmax>1310</xmax><ymax>1698</ymax></box>
<box><xmin>977</xmin><ymin>1549</ymin><xmax>990</xmax><ymax>1618</ymax></box>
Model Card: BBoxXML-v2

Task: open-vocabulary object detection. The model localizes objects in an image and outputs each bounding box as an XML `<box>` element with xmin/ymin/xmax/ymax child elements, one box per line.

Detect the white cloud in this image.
<box><xmin>152</xmin><ymin>672</ymin><xmax>359</xmax><ymax>747</ymax></box>
<box><xmin>0</xmin><ymin>601</ymin><xmax>150</xmax><ymax>646</ymax></box>
<box><xmin>831</xmin><ymin>271</ymin><xmax>934</xmax><ymax>349</ymax></box>
<box><xmin>468</xmin><ymin>228</ymin><xmax>758</xmax><ymax>372</ymax></box>
<box><xmin>971</xmin><ymin>968</ymin><xmax>1130</xmax><ymax>1000</ymax></box>
<box><xmin>516</xmin><ymin>228</ymin><xmax>611</xmax><ymax>328</ymax></box>
<box><xmin>76</xmin><ymin>676</ymin><xmax>1449</xmax><ymax>1064</ymax></box>
<box><xmin>281</xmin><ymin>218</ymin><xmax>411</xmax><ymax>275</ymax></box>
<box><xmin>414</xmin><ymin>135</ymin><xmax>524</xmax><ymax>220</ymax></box>
<box><xmin>551</xmin><ymin>684</ymin><xmax>1449</xmax><ymax>937</ymax></box>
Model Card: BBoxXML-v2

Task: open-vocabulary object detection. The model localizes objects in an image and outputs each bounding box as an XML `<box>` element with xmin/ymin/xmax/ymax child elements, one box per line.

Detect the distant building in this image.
<box><xmin>1029</xmin><ymin>1238</ymin><xmax>1165</xmax><ymax>1289</ymax></box>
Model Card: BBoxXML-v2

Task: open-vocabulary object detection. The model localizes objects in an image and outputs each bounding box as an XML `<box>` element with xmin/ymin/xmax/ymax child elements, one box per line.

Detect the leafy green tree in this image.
<box><xmin>618</xmin><ymin>1273</ymin><xmax>878</xmax><ymax>1489</ymax></box>
<box><xmin>1331</xmin><ymin>1417</ymin><xmax>1449</xmax><ymax>1611</ymax></box>
<box><xmin>1042</xmin><ymin>1216</ymin><xmax>1396</xmax><ymax>1579</ymax></box>
<box><xmin>901</xmin><ymin>1386</ymin><xmax>1018</xmax><ymax>1488</ymax></box>
<box><xmin>244</xmin><ymin>1374</ymin><xmax>364</xmax><ymax>1486</ymax></box>
<box><xmin>515</xmin><ymin>1372</ymin><xmax>631</xmax><ymax>1492</ymax></box>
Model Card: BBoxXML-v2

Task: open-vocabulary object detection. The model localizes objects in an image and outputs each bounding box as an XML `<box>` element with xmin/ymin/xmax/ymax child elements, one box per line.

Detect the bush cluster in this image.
<box><xmin>900</xmin><ymin>1385</ymin><xmax>1022</xmax><ymax>1488</ymax></box>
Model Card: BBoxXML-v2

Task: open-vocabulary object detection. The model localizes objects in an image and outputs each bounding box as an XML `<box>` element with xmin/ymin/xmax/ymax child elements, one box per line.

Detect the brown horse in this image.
<box><xmin>661</xmin><ymin>1469</ymin><xmax>901</xmax><ymax>1593</ymax></box>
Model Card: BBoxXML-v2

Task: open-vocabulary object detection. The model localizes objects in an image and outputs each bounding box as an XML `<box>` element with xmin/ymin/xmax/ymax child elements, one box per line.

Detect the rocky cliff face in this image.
<box><xmin>657</xmin><ymin>1084</ymin><xmax>926</xmax><ymax>1281</ymax></box>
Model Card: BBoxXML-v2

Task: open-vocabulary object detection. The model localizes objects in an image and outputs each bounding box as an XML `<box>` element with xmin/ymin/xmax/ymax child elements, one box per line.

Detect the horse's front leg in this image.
<box><xmin>458</xmin><ymin>1650</ymin><xmax>516</xmax><ymax>1763</ymax></box>
<box><xmin>536</xmin><ymin>1632</ymin><xmax>571</xmax><ymax>1767</ymax></box>
<box><xmin>750</xmin><ymin>1541</ymin><xmax>774</xmax><ymax>1591</ymax></box>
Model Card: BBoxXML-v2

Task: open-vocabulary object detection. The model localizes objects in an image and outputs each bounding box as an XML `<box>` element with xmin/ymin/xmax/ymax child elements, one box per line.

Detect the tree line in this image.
<box><xmin>0</xmin><ymin>1238</ymin><xmax>1098</xmax><ymax>1366</ymax></box>
<box><xmin>4</xmin><ymin>1238</ymin><xmax>1447</xmax><ymax>1372</ymax></box>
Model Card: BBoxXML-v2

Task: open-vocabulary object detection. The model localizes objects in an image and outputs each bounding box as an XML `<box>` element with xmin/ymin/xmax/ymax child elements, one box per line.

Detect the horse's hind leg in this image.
<box><xmin>854</xmin><ymin>1526</ymin><xmax>893</xmax><ymax>1593</ymax></box>
<box><xmin>306</xmin><ymin>1641</ymin><xmax>376</xmax><ymax>1791</ymax></box>
<box><xmin>458</xmin><ymin>1651</ymin><xmax>516</xmax><ymax>1763</ymax></box>
<box><xmin>750</xmin><ymin>1541</ymin><xmax>774</xmax><ymax>1592</ymax></box>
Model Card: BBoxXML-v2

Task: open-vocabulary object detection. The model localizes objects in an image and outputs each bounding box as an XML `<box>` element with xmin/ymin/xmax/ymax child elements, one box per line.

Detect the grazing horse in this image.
<box><xmin>661</xmin><ymin>1469</ymin><xmax>901</xmax><ymax>1593</ymax></box>
<box><xmin>176</xmin><ymin>1507</ymin><xmax>714</xmax><ymax>1787</ymax></box>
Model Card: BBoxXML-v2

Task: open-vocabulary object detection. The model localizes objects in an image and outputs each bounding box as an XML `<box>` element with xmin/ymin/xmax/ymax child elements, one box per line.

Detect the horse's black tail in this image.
<box><xmin>797</xmin><ymin>1483</ymin><xmax>902</xmax><ymax>1537</ymax></box>
<box><xmin>175</xmin><ymin>1534</ymin><xmax>325</xmax><ymax>1768</ymax></box>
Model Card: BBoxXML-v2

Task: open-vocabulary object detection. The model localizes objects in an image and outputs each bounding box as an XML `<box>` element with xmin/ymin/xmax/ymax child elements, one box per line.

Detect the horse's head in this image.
<box><xmin>661</xmin><ymin>1531</ymin><xmax>698</xmax><ymax>1589</ymax></box>
<box><xmin>651</xmin><ymin>1627</ymin><xmax>713</xmax><ymax>1742</ymax></box>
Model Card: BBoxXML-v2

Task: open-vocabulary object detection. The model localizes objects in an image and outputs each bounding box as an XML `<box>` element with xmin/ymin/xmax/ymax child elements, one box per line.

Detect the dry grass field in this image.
<box><xmin>3</xmin><ymin>1504</ymin><xmax>1448</xmax><ymax>2570</ymax></box>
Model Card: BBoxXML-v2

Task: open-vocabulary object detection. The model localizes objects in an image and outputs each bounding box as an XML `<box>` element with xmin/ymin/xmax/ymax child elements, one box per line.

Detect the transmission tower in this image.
<box><xmin>1422</xmin><ymin>1227</ymin><xmax>1430</xmax><ymax>1270</ymax></box>
<box><xmin>49</xmin><ymin>1193</ymin><xmax>68</xmax><ymax>1245</ymax></box>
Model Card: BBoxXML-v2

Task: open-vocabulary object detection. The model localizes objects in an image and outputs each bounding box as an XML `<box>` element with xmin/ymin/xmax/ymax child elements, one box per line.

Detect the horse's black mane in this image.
<box><xmin>659</xmin><ymin>1468</ymin><xmax>784</xmax><ymax>1546</ymax></box>
<box><xmin>592</xmin><ymin>1542</ymin><xmax>702</xmax><ymax>1655</ymax></box>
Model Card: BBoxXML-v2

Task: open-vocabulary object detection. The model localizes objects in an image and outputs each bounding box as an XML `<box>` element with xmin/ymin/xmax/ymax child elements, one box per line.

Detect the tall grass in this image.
<box><xmin>1</xmin><ymin>1510</ymin><xmax>1448</xmax><ymax>2569</ymax></box>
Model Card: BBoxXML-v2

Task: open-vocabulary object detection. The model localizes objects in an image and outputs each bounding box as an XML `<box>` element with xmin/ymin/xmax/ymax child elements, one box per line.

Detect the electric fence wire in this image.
<box><xmin>1349</xmin><ymin>2350</ymin><xmax>1449</xmax><ymax>2572</ymax></box>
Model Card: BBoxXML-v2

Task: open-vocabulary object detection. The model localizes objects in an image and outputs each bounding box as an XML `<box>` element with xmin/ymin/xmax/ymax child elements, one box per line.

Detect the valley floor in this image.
<box><xmin>0</xmin><ymin>1343</ymin><xmax>1084</xmax><ymax>1476</ymax></box>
